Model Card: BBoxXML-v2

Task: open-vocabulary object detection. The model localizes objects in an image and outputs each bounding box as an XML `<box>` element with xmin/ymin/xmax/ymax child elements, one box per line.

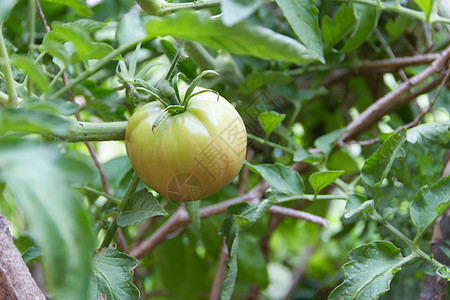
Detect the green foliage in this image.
<box><xmin>0</xmin><ymin>138</ymin><xmax>93</xmax><ymax>299</ymax></box>
<box><xmin>117</xmin><ymin>189</ymin><xmax>167</xmax><ymax>227</ymax></box>
<box><xmin>144</xmin><ymin>11</ymin><xmax>319</xmax><ymax>64</ymax></box>
<box><xmin>329</xmin><ymin>241</ymin><xmax>407</xmax><ymax>300</ymax></box>
<box><xmin>89</xmin><ymin>248</ymin><xmax>139</xmax><ymax>299</ymax></box>
<box><xmin>2</xmin><ymin>0</ymin><xmax>450</xmax><ymax>299</ymax></box>
<box><xmin>361</xmin><ymin>129</ymin><xmax>407</xmax><ymax>187</ymax></box>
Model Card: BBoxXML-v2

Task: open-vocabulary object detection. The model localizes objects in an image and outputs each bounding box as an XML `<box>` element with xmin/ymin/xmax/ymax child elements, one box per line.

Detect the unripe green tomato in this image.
<box><xmin>125</xmin><ymin>89</ymin><xmax>247</xmax><ymax>201</ymax></box>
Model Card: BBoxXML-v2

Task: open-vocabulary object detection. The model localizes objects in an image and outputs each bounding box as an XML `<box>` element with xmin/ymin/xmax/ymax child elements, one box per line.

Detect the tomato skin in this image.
<box><xmin>125</xmin><ymin>90</ymin><xmax>247</xmax><ymax>201</ymax></box>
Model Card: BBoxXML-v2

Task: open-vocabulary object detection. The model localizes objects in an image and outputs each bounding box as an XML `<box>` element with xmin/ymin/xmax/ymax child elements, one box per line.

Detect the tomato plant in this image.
<box><xmin>125</xmin><ymin>89</ymin><xmax>246</xmax><ymax>201</ymax></box>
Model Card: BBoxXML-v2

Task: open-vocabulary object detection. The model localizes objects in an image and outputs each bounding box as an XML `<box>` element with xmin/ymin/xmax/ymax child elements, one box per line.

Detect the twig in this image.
<box><xmin>36</xmin><ymin>0</ymin><xmax>50</xmax><ymax>33</ymax></box>
<box><xmin>338</xmin><ymin>44</ymin><xmax>450</xmax><ymax>144</ymax></box>
<box><xmin>374</xmin><ymin>28</ymin><xmax>410</xmax><ymax>84</ymax></box>
<box><xmin>283</xmin><ymin>246</ymin><xmax>315</xmax><ymax>300</ymax></box>
<box><xmin>209</xmin><ymin>241</ymin><xmax>228</xmax><ymax>300</ymax></box>
<box><xmin>324</xmin><ymin>53</ymin><xmax>440</xmax><ymax>87</ymax></box>
<box><xmin>116</xmin><ymin>227</ymin><xmax>129</xmax><ymax>253</ymax></box>
<box><xmin>130</xmin><ymin>178</ymin><xmax>328</xmax><ymax>259</ymax></box>
<box><xmin>268</xmin><ymin>206</ymin><xmax>328</xmax><ymax>227</ymax></box>
<box><xmin>342</xmin><ymin>71</ymin><xmax>448</xmax><ymax>146</ymax></box>
<box><xmin>403</xmin><ymin>64</ymin><xmax>450</xmax><ymax>129</ymax></box>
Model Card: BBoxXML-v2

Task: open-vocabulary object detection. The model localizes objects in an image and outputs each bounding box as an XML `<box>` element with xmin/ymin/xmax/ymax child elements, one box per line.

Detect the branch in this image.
<box><xmin>130</xmin><ymin>178</ymin><xmax>328</xmax><ymax>259</ymax></box>
<box><xmin>268</xmin><ymin>206</ymin><xmax>328</xmax><ymax>227</ymax></box>
<box><xmin>55</xmin><ymin>121</ymin><xmax>127</xmax><ymax>142</ymax></box>
<box><xmin>338</xmin><ymin>44</ymin><xmax>450</xmax><ymax>143</ymax></box>
<box><xmin>0</xmin><ymin>215</ymin><xmax>45</xmax><ymax>300</ymax></box>
<box><xmin>337</xmin><ymin>0</ymin><xmax>450</xmax><ymax>24</ymax></box>
<box><xmin>209</xmin><ymin>241</ymin><xmax>228</xmax><ymax>300</ymax></box>
<box><xmin>324</xmin><ymin>54</ymin><xmax>440</xmax><ymax>87</ymax></box>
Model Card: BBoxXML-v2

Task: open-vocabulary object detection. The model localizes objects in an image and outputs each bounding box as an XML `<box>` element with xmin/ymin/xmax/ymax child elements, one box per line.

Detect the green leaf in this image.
<box><xmin>406</xmin><ymin>121</ymin><xmax>450</xmax><ymax>146</ymax></box>
<box><xmin>10</xmin><ymin>55</ymin><xmax>50</xmax><ymax>92</ymax></box>
<box><xmin>231</xmin><ymin>198</ymin><xmax>276</xmax><ymax>229</ymax></box>
<box><xmin>88</xmin><ymin>248</ymin><xmax>139</xmax><ymax>300</ymax></box>
<box><xmin>344</xmin><ymin>194</ymin><xmax>374</xmax><ymax>218</ymax></box>
<box><xmin>245</xmin><ymin>162</ymin><xmax>305</xmax><ymax>195</ymax></box>
<box><xmin>186</xmin><ymin>200</ymin><xmax>201</xmax><ymax>230</ymax></box>
<box><xmin>237</xmin><ymin>235</ymin><xmax>268</xmax><ymax>287</ymax></box>
<box><xmin>410</xmin><ymin>175</ymin><xmax>450</xmax><ymax>236</ymax></box>
<box><xmin>50</xmin><ymin>22</ymin><xmax>115</xmax><ymax>62</ymax></box>
<box><xmin>293</xmin><ymin>149</ymin><xmax>323</xmax><ymax>165</ymax></box>
<box><xmin>361</xmin><ymin>129</ymin><xmax>407</xmax><ymax>187</ymax></box>
<box><xmin>221</xmin><ymin>0</ymin><xmax>264</xmax><ymax>26</ymax></box>
<box><xmin>329</xmin><ymin>241</ymin><xmax>409</xmax><ymax>300</ymax></box>
<box><xmin>41</xmin><ymin>0</ymin><xmax>92</xmax><ymax>17</ymax></box>
<box><xmin>70</xmin><ymin>19</ymin><xmax>106</xmax><ymax>32</ymax></box>
<box><xmin>116</xmin><ymin>13</ymin><xmax>147</xmax><ymax>46</ymax></box>
<box><xmin>0</xmin><ymin>0</ymin><xmax>18</xmax><ymax>22</ymax></box>
<box><xmin>22</xmin><ymin>246</ymin><xmax>41</xmax><ymax>264</ymax></box>
<box><xmin>117</xmin><ymin>189</ymin><xmax>167</xmax><ymax>227</ymax></box>
<box><xmin>154</xmin><ymin>235</ymin><xmax>209</xmax><ymax>299</ymax></box>
<box><xmin>221</xmin><ymin>231</ymin><xmax>240</xmax><ymax>300</ymax></box>
<box><xmin>314</xmin><ymin>128</ymin><xmax>347</xmax><ymax>158</ymax></box>
<box><xmin>145</xmin><ymin>11</ymin><xmax>318</xmax><ymax>64</ymax></box>
<box><xmin>237</xmin><ymin>71</ymin><xmax>292</xmax><ymax>96</ymax></box>
<box><xmin>309</xmin><ymin>170</ymin><xmax>345</xmax><ymax>196</ymax></box>
<box><xmin>322</xmin><ymin>4</ymin><xmax>356</xmax><ymax>50</ymax></box>
<box><xmin>275</xmin><ymin>0</ymin><xmax>324</xmax><ymax>62</ymax></box>
<box><xmin>436</xmin><ymin>265</ymin><xmax>450</xmax><ymax>280</ymax></box>
<box><xmin>258</xmin><ymin>111</ymin><xmax>286</xmax><ymax>141</ymax></box>
<box><xmin>414</xmin><ymin>0</ymin><xmax>439</xmax><ymax>22</ymax></box>
<box><xmin>340</xmin><ymin>3</ymin><xmax>380</xmax><ymax>52</ymax></box>
<box><xmin>0</xmin><ymin>107</ymin><xmax>72</xmax><ymax>136</ymax></box>
<box><xmin>0</xmin><ymin>139</ymin><xmax>93</xmax><ymax>299</ymax></box>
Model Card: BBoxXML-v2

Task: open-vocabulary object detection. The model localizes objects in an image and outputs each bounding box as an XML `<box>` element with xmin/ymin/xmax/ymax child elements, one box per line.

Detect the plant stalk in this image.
<box><xmin>100</xmin><ymin>173</ymin><xmax>140</xmax><ymax>248</ymax></box>
<box><xmin>0</xmin><ymin>24</ymin><xmax>18</xmax><ymax>107</ymax></box>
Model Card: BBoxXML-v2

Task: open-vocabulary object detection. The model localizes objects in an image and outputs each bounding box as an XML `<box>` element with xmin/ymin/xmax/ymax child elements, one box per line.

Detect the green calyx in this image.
<box><xmin>149</xmin><ymin>70</ymin><xmax>220</xmax><ymax>131</ymax></box>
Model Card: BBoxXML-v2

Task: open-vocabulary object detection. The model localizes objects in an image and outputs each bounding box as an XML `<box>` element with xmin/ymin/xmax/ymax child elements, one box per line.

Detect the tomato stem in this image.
<box><xmin>164</xmin><ymin>39</ymin><xmax>186</xmax><ymax>81</ymax></box>
<box><xmin>100</xmin><ymin>172</ymin><xmax>140</xmax><ymax>248</ymax></box>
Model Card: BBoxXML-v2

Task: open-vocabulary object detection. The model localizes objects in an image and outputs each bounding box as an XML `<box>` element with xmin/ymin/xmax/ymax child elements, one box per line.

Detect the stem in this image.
<box><xmin>337</xmin><ymin>0</ymin><xmax>424</xmax><ymax>21</ymax></box>
<box><xmin>184</xmin><ymin>41</ymin><xmax>216</xmax><ymax>71</ymax></box>
<box><xmin>160</xmin><ymin>0</ymin><xmax>221</xmax><ymax>14</ymax></box>
<box><xmin>75</xmin><ymin>186</ymin><xmax>122</xmax><ymax>205</ymax></box>
<box><xmin>370</xmin><ymin>210</ymin><xmax>445</xmax><ymax>269</ymax></box>
<box><xmin>277</xmin><ymin>194</ymin><xmax>347</xmax><ymax>202</ymax></box>
<box><xmin>247</xmin><ymin>133</ymin><xmax>294</xmax><ymax>154</ymax></box>
<box><xmin>55</xmin><ymin>121</ymin><xmax>127</xmax><ymax>142</ymax></box>
<box><xmin>51</xmin><ymin>40</ymin><xmax>141</xmax><ymax>98</ymax></box>
<box><xmin>0</xmin><ymin>24</ymin><xmax>19</xmax><ymax>107</ymax></box>
<box><xmin>100</xmin><ymin>173</ymin><xmax>140</xmax><ymax>248</ymax></box>
<box><xmin>164</xmin><ymin>39</ymin><xmax>185</xmax><ymax>81</ymax></box>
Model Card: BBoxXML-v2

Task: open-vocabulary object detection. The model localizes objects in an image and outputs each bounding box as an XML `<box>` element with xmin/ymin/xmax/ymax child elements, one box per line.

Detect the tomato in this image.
<box><xmin>125</xmin><ymin>89</ymin><xmax>247</xmax><ymax>201</ymax></box>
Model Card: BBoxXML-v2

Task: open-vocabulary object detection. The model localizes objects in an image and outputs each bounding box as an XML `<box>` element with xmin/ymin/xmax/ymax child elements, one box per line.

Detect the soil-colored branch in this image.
<box><xmin>56</xmin><ymin>121</ymin><xmax>127</xmax><ymax>142</ymax></box>
<box><xmin>268</xmin><ymin>206</ymin><xmax>328</xmax><ymax>227</ymax></box>
<box><xmin>283</xmin><ymin>246</ymin><xmax>314</xmax><ymax>300</ymax></box>
<box><xmin>130</xmin><ymin>179</ymin><xmax>328</xmax><ymax>259</ymax></box>
<box><xmin>338</xmin><ymin>44</ymin><xmax>450</xmax><ymax>144</ymax></box>
<box><xmin>419</xmin><ymin>151</ymin><xmax>450</xmax><ymax>300</ymax></box>
<box><xmin>325</xmin><ymin>52</ymin><xmax>440</xmax><ymax>87</ymax></box>
<box><xmin>209</xmin><ymin>241</ymin><xmax>228</xmax><ymax>300</ymax></box>
<box><xmin>0</xmin><ymin>215</ymin><xmax>45</xmax><ymax>300</ymax></box>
